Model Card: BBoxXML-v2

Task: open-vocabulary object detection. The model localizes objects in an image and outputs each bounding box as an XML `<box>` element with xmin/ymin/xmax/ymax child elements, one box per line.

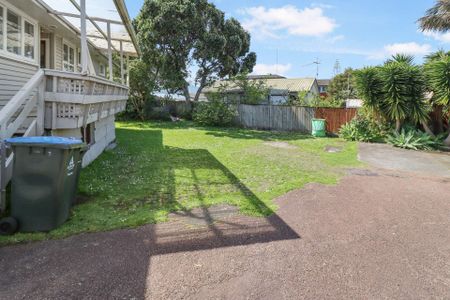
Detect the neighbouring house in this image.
<box><xmin>317</xmin><ymin>79</ymin><xmax>330</xmax><ymax>97</ymax></box>
<box><xmin>0</xmin><ymin>0</ymin><xmax>139</xmax><ymax>204</ymax></box>
<box><xmin>202</xmin><ymin>75</ymin><xmax>319</xmax><ymax>105</ymax></box>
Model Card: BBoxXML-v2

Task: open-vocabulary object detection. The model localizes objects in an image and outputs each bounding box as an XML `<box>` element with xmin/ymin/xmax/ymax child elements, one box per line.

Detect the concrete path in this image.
<box><xmin>358</xmin><ymin>142</ymin><xmax>450</xmax><ymax>177</ymax></box>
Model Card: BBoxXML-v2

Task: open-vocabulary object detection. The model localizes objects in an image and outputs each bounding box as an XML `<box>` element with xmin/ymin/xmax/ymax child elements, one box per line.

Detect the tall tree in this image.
<box><xmin>327</xmin><ymin>68</ymin><xmax>357</xmax><ymax>102</ymax></box>
<box><xmin>134</xmin><ymin>0</ymin><xmax>256</xmax><ymax>102</ymax></box>
<box><xmin>418</xmin><ymin>0</ymin><xmax>450</xmax><ymax>32</ymax></box>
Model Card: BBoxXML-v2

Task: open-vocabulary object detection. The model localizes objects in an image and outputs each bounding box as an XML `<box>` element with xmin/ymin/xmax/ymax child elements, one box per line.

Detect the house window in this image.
<box><xmin>24</xmin><ymin>21</ymin><xmax>34</xmax><ymax>59</ymax></box>
<box><xmin>77</xmin><ymin>48</ymin><xmax>81</xmax><ymax>72</ymax></box>
<box><xmin>0</xmin><ymin>2</ymin><xmax>37</xmax><ymax>62</ymax></box>
<box><xmin>99</xmin><ymin>63</ymin><xmax>105</xmax><ymax>76</ymax></box>
<box><xmin>63</xmin><ymin>42</ymin><xmax>75</xmax><ymax>72</ymax></box>
<box><xmin>7</xmin><ymin>10</ymin><xmax>20</xmax><ymax>55</ymax></box>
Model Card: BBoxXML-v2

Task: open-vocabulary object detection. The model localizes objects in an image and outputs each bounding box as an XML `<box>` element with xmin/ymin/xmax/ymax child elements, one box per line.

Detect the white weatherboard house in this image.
<box><xmin>0</xmin><ymin>0</ymin><xmax>139</xmax><ymax>205</ymax></box>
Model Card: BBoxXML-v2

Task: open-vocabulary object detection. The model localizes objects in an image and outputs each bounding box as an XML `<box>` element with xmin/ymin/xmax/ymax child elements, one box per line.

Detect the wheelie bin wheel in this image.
<box><xmin>0</xmin><ymin>217</ymin><xmax>18</xmax><ymax>235</ymax></box>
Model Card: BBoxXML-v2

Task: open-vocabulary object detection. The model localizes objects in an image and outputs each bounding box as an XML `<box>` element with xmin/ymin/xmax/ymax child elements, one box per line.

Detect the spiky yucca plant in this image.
<box><xmin>418</xmin><ymin>0</ymin><xmax>450</xmax><ymax>32</ymax></box>
<box><xmin>425</xmin><ymin>56</ymin><xmax>450</xmax><ymax>145</ymax></box>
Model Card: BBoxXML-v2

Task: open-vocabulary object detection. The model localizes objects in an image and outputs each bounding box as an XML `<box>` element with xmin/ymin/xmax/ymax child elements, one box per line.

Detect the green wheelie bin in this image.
<box><xmin>0</xmin><ymin>136</ymin><xmax>86</xmax><ymax>234</ymax></box>
<box><xmin>311</xmin><ymin>118</ymin><xmax>327</xmax><ymax>137</ymax></box>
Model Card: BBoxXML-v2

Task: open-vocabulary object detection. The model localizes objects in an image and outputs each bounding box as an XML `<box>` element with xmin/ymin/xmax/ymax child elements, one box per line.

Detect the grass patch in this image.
<box><xmin>0</xmin><ymin>121</ymin><xmax>362</xmax><ymax>245</ymax></box>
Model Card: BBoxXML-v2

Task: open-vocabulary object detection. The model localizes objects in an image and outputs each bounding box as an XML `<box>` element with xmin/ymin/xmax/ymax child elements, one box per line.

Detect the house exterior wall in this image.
<box><xmin>0</xmin><ymin>0</ymin><xmax>127</xmax><ymax>167</ymax></box>
<box><xmin>50</xmin><ymin>115</ymin><xmax>117</xmax><ymax>167</ymax></box>
<box><xmin>0</xmin><ymin>56</ymin><xmax>38</xmax><ymax>108</ymax></box>
<box><xmin>81</xmin><ymin>115</ymin><xmax>116</xmax><ymax>166</ymax></box>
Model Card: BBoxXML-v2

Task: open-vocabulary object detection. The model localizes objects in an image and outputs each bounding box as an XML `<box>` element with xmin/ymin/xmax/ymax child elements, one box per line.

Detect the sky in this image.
<box><xmin>124</xmin><ymin>0</ymin><xmax>449</xmax><ymax>80</ymax></box>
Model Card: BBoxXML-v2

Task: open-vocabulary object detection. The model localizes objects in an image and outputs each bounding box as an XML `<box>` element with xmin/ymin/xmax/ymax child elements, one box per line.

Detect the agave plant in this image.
<box><xmin>386</xmin><ymin>129</ymin><xmax>442</xmax><ymax>150</ymax></box>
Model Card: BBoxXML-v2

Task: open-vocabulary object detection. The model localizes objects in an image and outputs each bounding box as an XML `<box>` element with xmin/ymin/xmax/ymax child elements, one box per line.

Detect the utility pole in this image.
<box><xmin>313</xmin><ymin>58</ymin><xmax>320</xmax><ymax>78</ymax></box>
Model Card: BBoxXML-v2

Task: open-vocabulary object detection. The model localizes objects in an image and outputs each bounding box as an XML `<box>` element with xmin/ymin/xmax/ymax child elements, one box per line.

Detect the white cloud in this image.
<box><xmin>326</xmin><ymin>35</ymin><xmax>345</xmax><ymax>43</ymax></box>
<box><xmin>242</xmin><ymin>5</ymin><xmax>337</xmax><ymax>39</ymax></box>
<box><xmin>252</xmin><ymin>63</ymin><xmax>292</xmax><ymax>76</ymax></box>
<box><xmin>423</xmin><ymin>30</ymin><xmax>450</xmax><ymax>43</ymax></box>
<box><xmin>368</xmin><ymin>42</ymin><xmax>432</xmax><ymax>60</ymax></box>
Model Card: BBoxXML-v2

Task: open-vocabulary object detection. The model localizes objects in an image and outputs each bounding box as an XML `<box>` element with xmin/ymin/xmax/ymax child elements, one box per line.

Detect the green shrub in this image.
<box><xmin>339</xmin><ymin>115</ymin><xmax>385</xmax><ymax>142</ymax></box>
<box><xmin>386</xmin><ymin>129</ymin><xmax>443</xmax><ymax>150</ymax></box>
<box><xmin>193</xmin><ymin>99</ymin><xmax>236</xmax><ymax>126</ymax></box>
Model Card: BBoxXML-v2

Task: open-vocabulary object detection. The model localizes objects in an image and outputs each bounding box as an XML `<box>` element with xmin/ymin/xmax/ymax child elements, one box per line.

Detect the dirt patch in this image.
<box><xmin>324</xmin><ymin>145</ymin><xmax>342</xmax><ymax>153</ymax></box>
<box><xmin>263</xmin><ymin>141</ymin><xmax>297</xmax><ymax>149</ymax></box>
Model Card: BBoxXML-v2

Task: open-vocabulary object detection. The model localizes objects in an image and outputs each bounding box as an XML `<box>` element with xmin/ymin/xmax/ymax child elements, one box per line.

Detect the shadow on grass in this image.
<box><xmin>0</xmin><ymin>125</ymin><xmax>301</xmax><ymax>299</ymax></box>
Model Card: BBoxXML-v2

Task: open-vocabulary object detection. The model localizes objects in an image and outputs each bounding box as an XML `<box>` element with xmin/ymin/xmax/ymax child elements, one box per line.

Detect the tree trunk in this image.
<box><xmin>193</xmin><ymin>77</ymin><xmax>207</xmax><ymax>102</ymax></box>
<box><xmin>183</xmin><ymin>85</ymin><xmax>191</xmax><ymax>103</ymax></box>
<box><xmin>435</xmin><ymin>105</ymin><xmax>444</xmax><ymax>133</ymax></box>
<box><xmin>395</xmin><ymin>119</ymin><xmax>401</xmax><ymax>132</ymax></box>
<box><xmin>421</xmin><ymin>121</ymin><xmax>435</xmax><ymax>137</ymax></box>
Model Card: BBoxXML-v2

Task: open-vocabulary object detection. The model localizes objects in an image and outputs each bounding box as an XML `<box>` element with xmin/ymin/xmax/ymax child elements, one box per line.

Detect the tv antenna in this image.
<box><xmin>313</xmin><ymin>58</ymin><xmax>320</xmax><ymax>78</ymax></box>
<box><xmin>333</xmin><ymin>59</ymin><xmax>341</xmax><ymax>76</ymax></box>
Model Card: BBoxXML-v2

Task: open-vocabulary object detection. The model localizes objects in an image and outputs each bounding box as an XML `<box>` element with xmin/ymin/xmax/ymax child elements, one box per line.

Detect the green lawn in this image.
<box><xmin>0</xmin><ymin>121</ymin><xmax>362</xmax><ymax>245</ymax></box>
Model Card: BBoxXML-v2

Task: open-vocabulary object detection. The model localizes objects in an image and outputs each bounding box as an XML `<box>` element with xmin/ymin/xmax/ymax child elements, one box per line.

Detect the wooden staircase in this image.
<box><xmin>0</xmin><ymin>70</ymin><xmax>45</xmax><ymax>212</ymax></box>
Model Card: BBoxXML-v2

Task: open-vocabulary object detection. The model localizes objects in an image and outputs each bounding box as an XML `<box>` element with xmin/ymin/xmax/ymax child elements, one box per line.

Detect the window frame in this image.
<box><xmin>62</xmin><ymin>39</ymin><xmax>76</xmax><ymax>72</ymax></box>
<box><xmin>0</xmin><ymin>0</ymin><xmax>38</xmax><ymax>64</ymax></box>
<box><xmin>99</xmin><ymin>63</ymin><xmax>106</xmax><ymax>76</ymax></box>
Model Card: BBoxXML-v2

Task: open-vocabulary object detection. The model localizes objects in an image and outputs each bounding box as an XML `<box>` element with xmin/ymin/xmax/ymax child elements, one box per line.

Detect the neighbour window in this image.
<box><xmin>0</xmin><ymin>6</ymin><xmax>3</xmax><ymax>50</ymax></box>
<box><xmin>7</xmin><ymin>10</ymin><xmax>20</xmax><ymax>55</ymax></box>
<box><xmin>24</xmin><ymin>21</ymin><xmax>34</xmax><ymax>59</ymax></box>
<box><xmin>63</xmin><ymin>42</ymin><xmax>75</xmax><ymax>72</ymax></box>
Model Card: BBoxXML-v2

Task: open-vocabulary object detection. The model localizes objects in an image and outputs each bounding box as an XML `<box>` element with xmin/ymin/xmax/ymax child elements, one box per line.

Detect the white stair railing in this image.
<box><xmin>0</xmin><ymin>69</ymin><xmax>45</xmax><ymax>212</ymax></box>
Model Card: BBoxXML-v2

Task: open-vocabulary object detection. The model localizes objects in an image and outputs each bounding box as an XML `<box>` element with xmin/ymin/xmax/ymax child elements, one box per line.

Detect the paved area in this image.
<box><xmin>359</xmin><ymin>142</ymin><xmax>450</xmax><ymax>177</ymax></box>
<box><xmin>1</xmin><ymin>144</ymin><xmax>450</xmax><ymax>299</ymax></box>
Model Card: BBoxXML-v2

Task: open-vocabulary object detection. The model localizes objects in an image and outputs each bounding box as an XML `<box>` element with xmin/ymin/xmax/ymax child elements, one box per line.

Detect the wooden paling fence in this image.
<box><xmin>236</xmin><ymin>104</ymin><xmax>315</xmax><ymax>133</ymax></box>
<box><xmin>154</xmin><ymin>100</ymin><xmax>358</xmax><ymax>134</ymax></box>
<box><xmin>236</xmin><ymin>104</ymin><xmax>357</xmax><ymax>133</ymax></box>
<box><xmin>314</xmin><ymin>108</ymin><xmax>358</xmax><ymax>133</ymax></box>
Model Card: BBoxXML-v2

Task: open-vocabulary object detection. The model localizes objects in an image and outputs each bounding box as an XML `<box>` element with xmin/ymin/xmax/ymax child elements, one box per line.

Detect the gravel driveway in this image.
<box><xmin>1</xmin><ymin>145</ymin><xmax>449</xmax><ymax>299</ymax></box>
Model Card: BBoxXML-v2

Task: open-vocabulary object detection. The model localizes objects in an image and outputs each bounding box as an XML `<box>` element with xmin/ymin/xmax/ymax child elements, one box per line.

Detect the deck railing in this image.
<box><xmin>43</xmin><ymin>70</ymin><xmax>129</xmax><ymax>129</ymax></box>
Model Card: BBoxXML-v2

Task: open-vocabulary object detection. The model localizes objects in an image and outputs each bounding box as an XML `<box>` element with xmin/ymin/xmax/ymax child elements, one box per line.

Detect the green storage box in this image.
<box><xmin>311</xmin><ymin>118</ymin><xmax>326</xmax><ymax>137</ymax></box>
<box><xmin>5</xmin><ymin>137</ymin><xmax>86</xmax><ymax>232</ymax></box>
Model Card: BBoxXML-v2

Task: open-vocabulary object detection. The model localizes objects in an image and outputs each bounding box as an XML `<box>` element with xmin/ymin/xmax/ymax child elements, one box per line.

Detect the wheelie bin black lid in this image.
<box><xmin>5</xmin><ymin>136</ymin><xmax>86</xmax><ymax>150</ymax></box>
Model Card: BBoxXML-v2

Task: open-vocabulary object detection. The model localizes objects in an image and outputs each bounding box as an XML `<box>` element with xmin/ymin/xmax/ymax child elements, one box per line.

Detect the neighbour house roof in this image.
<box><xmin>38</xmin><ymin>0</ymin><xmax>140</xmax><ymax>56</ymax></box>
<box><xmin>317</xmin><ymin>79</ymin><xmax>331</xmax><ymax>86</ymax></box>
<box><xmin>204</xmin><ymin>77</ymin><xmax>317</xmax><ymax>94</ymax></box>
<box><xmin>247</xmin><ymin>74</ymin><xmax>286</xmax><ymax>80</ymax></box>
